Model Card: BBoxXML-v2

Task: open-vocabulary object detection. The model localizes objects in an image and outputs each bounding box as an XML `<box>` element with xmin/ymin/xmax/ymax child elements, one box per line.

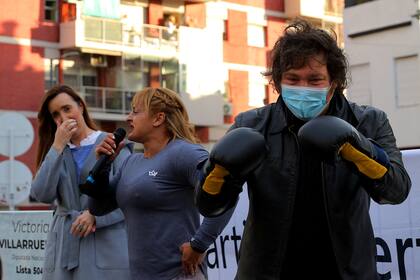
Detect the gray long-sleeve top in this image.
<box><xmin>90</xmin><ymin>139</ymin><xmax>234</xmax><ymax>280</ymax></box>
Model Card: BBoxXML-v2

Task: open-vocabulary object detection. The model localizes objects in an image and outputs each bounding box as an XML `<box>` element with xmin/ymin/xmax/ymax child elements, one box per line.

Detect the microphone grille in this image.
<box><xmin>113</xmin><ymin>128</ymin><xmax>126</xmax><ymax>144</ymax></box>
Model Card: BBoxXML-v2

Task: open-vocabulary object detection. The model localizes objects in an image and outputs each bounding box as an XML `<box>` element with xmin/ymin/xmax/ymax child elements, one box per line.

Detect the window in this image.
<box><xmin>248</xmin><ymin>72</ymin><xmax>266</xmax><ymax>107</ymax></box>
<box><xmin>44</xmin><ymin>0</ymin><xmax>58</xmax><ymax>21</ymax></box>
<box><xmin>63</xmin><ymin>74</ymin><xmax>79</xmax><ymax>88</ymax></box>
<box><xmin>61</xmin><ymin>2</ymin><xmax>76</xmax><ymax>22</ymax></box>
<box><xmin>395</xmin><ymin>55</ymin><xmax>420</xmax><ymax>107</ymax></box>
<box><xmin>82</xmin><ymin>76</ymin><xmax>97</xmax><ymax>87</ymax></box>
<box><xmin>223</xmin><ymin>20</ymin><xmax>228</xmax><ymax>41</ymax></box>
<box><xmin>162</xmin><ymin>59</ymin><xmax>179</xmax><ymax>92</ymax></box>
<box><xmin>248</xmin><ymin>82</ymin><xmax>265</xmax><ymax>107</ymax></box>
<box><xmin>44</xmin><ymin>58</ymin><xmax>59</xmax><ymax>90</ymax></box>
<box><xmin>61</xmin><ymin>54</ymin><xmax>98</xmax><ymax>89</ymax></box>
<box><xmin>348</xmin><ymin>63</ymin><xmax>371</xmax><ymax>105</ymax></box>
<box><xmin>247</xmin><ymin>24</ymin><xmax>266</xmax><ymax>48</ymax></box>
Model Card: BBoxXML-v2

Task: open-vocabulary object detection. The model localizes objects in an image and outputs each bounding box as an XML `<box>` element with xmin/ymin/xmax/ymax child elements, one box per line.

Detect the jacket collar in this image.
<box><xmin>327</xmin><ymin>91</ymin><xmax>360</xmax><ymax>128</ymax></box>
<box><xmin>268</xmin><ymin>96</ymin><xmax>288</xmax><ymax>134</ymax></box>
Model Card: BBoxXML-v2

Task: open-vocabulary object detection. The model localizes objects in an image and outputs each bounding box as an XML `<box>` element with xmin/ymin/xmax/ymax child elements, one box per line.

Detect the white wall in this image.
<box><xmin>178</xmin><ymin>24</ymin><xmax>225</xmax><ymax>126</ymax></box>
<box><xmin>344</xmin><ymin>0</ymin><xmax>420</xmax><ymax>147</ymax></box>
<box><xmin>344</xmin><ymin>0</ymin><xmax>416</xmax><ymax>36</ymax></box>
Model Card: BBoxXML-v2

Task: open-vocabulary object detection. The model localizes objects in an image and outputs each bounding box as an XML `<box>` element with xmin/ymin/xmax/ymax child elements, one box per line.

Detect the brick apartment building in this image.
<box><xmin>0</xmin><ymin>0</ymin><xmax>343</xmax><ymax>207</ymax></box>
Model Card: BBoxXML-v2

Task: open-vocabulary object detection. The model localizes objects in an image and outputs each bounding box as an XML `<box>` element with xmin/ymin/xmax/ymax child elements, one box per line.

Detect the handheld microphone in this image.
<box><xmin>86</xmin><ymin>128</ymin><xmax>126</xmax><ymax>184</ymax></box>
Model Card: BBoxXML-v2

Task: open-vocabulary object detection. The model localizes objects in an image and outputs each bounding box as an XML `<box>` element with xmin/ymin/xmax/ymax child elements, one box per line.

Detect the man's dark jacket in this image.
<box><xmin>229</xmin><ymin>93</ymin><xmax>411</xmax><ymax>280</ymax></box>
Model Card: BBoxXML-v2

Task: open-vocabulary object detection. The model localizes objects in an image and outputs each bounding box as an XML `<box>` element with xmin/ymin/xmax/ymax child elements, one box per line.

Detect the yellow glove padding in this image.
<box><xmin>202</xmin><ymin>164</ymin><xmax>230</xmax><ymax>195</ymax></box>
<box><xmin>339</xmin><ymin>142</ymin><xmax>388</xmax><ymax>180</ymax></box>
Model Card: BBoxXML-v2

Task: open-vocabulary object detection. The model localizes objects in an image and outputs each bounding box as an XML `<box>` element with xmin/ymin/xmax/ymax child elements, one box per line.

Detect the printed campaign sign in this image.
<box><xmin>0</xmin><ymin>211</ymin><xmax>52</xmax><ymax>280</ymax></box>
<box><xmin>206</xmin><ymin>185</ymin><xmax>249</xmax><ymax>279</ymax></box>
<box><xmin>0</xmin><ymin>150</ymin><xmax>418</xmax><ymax>279</ymax></box>
<box><xmin>370</xmin><ymin>149</ymin><xmax>420</xmax><ymax>280</ymax></box>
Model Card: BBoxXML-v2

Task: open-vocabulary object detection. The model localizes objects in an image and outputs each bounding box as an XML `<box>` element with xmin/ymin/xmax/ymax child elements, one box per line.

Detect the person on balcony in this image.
<box><xmin>31</xmin><ymin>85</ymin><xmax>132</xmax><ymax>280</ymax></box>
<box><xmin>81</xmin><ymin>87</ymin><xmax>233</xmax><ymax>280</ymax></box>
<box><xmin>163</xmin><ymin>15</ymin><xmax>177</xmax><ymax>41</ymax></box>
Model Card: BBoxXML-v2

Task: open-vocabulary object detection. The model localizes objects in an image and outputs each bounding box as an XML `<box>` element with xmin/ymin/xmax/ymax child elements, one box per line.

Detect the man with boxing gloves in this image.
<box><xmin>195</xmin><ymin>127</ymin><xmax>267</xmax><ymax>217</ymax></box>
<box><xmin>195</xmin><ymin>19</ymin><xmax>411</xmax><ymax>279</ymax></box>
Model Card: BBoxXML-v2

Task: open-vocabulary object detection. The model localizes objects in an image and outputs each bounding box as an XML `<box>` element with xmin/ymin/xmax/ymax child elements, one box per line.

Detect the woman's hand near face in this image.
<box><xmin>70</xmin><ymin>210</ymin><xmax>96</xmax><ymax>238</ymax></box>
<box><xmin>179</xmin><ymin>242</ymin><xmax>205</xmax><ymax>276</ymax></box>
<box><xmin>52</xmin><ymin>119</ymin><xmax>78</xmax><ymax>153</ymax></box>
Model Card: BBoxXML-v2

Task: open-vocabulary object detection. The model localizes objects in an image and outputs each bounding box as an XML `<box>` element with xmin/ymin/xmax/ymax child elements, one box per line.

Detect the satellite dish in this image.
<box><xmin>0</xmin><ymin>112</ymin><xmax>34</xmax><ymax>157</ymax></box>
<box><xmin>0</xmin><ymin>160</ymin><xmax>32</xmax><ymax>205</ymax></box>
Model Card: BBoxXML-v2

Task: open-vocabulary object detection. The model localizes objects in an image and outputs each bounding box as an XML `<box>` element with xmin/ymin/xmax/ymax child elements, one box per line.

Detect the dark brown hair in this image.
<box><xmin>35</xmin><ymin>85</ymin><xmax>97</xmax><ymax>170</ymax></box>
<box><xmin>264</xmin><ymin>18</ymin><xmax>348</xmax><ymax>94</ymax></box>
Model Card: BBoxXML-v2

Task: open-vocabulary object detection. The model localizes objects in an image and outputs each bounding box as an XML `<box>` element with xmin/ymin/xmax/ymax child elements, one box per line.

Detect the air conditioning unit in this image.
<box><xmin>223</xmin><ymin>102</ymin><xmax>233</xmax><ymax>116</ymax></box>
<box><xmin>90</xmin><ymin>54</ymin><xmax>107</xmax><ymax>67</ymax></box>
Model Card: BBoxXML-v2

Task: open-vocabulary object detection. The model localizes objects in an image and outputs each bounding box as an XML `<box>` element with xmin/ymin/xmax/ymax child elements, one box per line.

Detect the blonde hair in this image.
<box><xmin>132</xmin><ymin>87</ymin><xmax>197</xmax><ymax>143</ymax></box>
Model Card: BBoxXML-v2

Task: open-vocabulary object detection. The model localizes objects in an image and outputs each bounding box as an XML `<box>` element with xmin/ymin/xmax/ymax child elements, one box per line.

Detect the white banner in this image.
<box><xmin>207</xmin><ymin>149</ymin><xmax>420</xmax><ymax>280</ymax></box>
<box><xmin>370</xmin><ymin>149</ymin><xmax>420</xmax><ymax>280</ymax></box>
<box><xmin>0</xmin><ymin>211</ymin><xmax>52</xmax><ymax>280</ymax></box>
<box><xmin>0</xmin><ymin>149</ymin><xmax>419</xmax><ymax>280</ymax></box>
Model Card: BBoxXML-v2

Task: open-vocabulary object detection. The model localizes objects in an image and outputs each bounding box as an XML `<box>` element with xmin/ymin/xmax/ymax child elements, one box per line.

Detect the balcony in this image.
<box><xmin>77</xmin><ymin>85</ymin><xmax>225</xmax><ymax>125</ymax></box>
<box><xmin>77</xmin><ymin>86</ymin><xmax>135</xmax><ymax>120</ymax></box>
<box><xmin>60</xmin><ymin>17</ymin><xmax>179</xmax><ymax>59</ymax></box>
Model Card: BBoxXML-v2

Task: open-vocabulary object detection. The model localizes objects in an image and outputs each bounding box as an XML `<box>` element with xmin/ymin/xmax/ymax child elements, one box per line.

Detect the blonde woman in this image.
<box><xmin>85</xmin><ymin>87</ymin><xmax>233</xmax><ymax>280</ymax></box>
<box><xmin>31</xmin><ymin>85</ymin><xmax>131</xmax><ymax>280</ymax></box>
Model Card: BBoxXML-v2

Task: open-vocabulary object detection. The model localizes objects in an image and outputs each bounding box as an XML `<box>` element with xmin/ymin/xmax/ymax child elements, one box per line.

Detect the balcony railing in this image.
<box><xmin>83</xmin><ymin>16</ymin><xmax>179</xmax><ymax>50</ymax></box>
<box><xmin>84</xmin><ymin>17</ymin><xmax>123</xmax><ymax>44</ymax></box>
<box><xmin>79</xmin><ymin>86</ymin><xmax>136</xmax><ymax>115</ymax></box>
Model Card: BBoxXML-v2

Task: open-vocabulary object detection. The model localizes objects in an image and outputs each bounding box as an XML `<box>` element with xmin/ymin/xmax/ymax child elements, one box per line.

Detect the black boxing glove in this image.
<box><xmin>195</xmin><ymin>127</ymin><xmax>267</xmax><ymax>217</ymax></box>
<box><xmin>298</xmin><ymin>115</ymin><xmax>390</xmax><ymax>180</ymax></box>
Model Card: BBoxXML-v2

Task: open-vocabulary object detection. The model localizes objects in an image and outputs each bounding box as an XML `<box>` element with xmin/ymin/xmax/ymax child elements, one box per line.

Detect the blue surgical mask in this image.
<box><xmin>281</xmin><ymin>84</ymin><xmax>330</xmax><ymax>121</ymax></box>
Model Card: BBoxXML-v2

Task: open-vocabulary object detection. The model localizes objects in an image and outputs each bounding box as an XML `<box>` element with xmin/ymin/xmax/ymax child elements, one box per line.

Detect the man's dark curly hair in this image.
<box><xmin>264</xmin><ymin>18</ymin><xmax>349</xmax><ymax>94</ymax></box>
